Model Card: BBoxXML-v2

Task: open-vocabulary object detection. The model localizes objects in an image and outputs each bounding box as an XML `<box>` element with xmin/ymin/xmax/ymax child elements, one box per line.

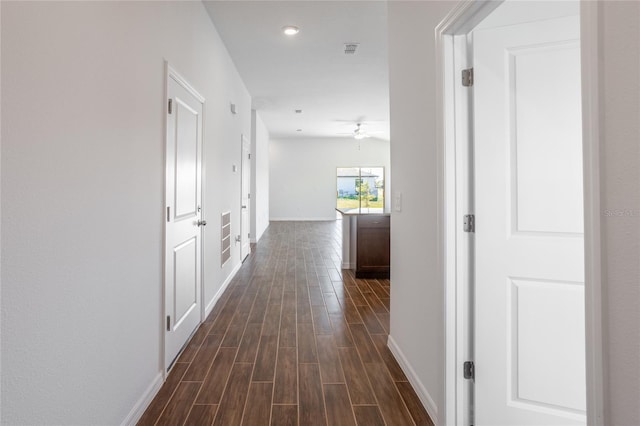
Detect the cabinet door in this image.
<box><xmin>356</xmin><ymin>216</ymin><xmax>390</xmax><ymax>277</ymax></box>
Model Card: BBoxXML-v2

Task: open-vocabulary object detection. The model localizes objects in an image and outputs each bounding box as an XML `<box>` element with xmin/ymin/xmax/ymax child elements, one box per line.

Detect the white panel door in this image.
<box><xmin>165</xmin><ymin>71</ymin><xmax>204</xmax><ymax>369</ymax></box>
<box><xmin>474</xmin><ymin>14</ymin><xmax>586</xmax><ymax>425</ymax></box>
<box><xmin>240</xmin><ymin>135</ymin><xmax>251</xmax><ymax>262</ymax></box>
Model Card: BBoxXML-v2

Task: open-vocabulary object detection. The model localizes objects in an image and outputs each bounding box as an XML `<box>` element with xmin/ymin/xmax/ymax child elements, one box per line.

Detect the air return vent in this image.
<box><xmin>344</xmin><ymin>43</ymin><xmax>359</xmax><ymax>55</ymax></box>
<box><xmin>221</xmin><ymin>211</ymin><xmax>231</xmax><ymax>266</ymax></box>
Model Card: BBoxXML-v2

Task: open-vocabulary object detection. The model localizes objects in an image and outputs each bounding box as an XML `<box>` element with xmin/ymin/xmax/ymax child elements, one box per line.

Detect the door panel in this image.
<box><xmin>165</xmin><ymin>71</ymin><xmax>204</xmax><ymax>369</ymax></box>
<box><xmin>174</xmin><ymin>100</ymin><xmax>199</xmax><ymax>219</ymax></box>
<box><xmin>509</xmin><ymin>42</ymin><xmax>583</xmax><ymax>235</ymax></box>
<box><xmin>173</xmin><ymin>237</ymin><xmax>198</xmax><ymax>326</ymax></box>
<box><xmin>474</xmin><ymin>13</ymin><xmax>585</xmax><ymax>425</ymax></box>
<box><xmin>512</xmin><ymin>278</ymin><xmax>585</xmax><ymax>412</ymax></box>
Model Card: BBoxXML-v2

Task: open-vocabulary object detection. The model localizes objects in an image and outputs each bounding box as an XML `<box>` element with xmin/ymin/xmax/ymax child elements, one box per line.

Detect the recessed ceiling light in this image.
<box><xmin>296</xmin><ymin>129</ymin><xmax>302</xmax><ymax>132</ymax></box>
<box><xmin>295</xmin><ymin>109</ymin><xmax>303</xmax><ymax>114</ymax></box>
<box><xmin>282</xmin><ymin>26</ymin><xmax>300</xmax><ymax>36</ymax></box>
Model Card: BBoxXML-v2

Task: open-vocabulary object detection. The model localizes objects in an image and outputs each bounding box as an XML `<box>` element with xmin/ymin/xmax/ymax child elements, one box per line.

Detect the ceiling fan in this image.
<box><xmin>337</xmin><ymin>123</ymin><xmax>381</xmax><ymax>140</ymax></box>
<box><xmin>353</xmin><ymin>123</ymin><xmax>370</xmax><ymax>140</ymax></box>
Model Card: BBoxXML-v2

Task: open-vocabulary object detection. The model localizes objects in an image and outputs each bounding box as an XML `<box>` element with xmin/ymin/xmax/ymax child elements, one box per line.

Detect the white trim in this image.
<box><xmin>161</xmin><ymin>63</ymin><xmax>168</xmax><ymax>382</ymax></box>
<box><xmin>436</xmin><ymin>3</ymin><xmax>504</xmax><ymax>425</ymax></box>
<box><xmin>138</xmin><ymin>253</ymin><xmax>238</xmax><ymax>425</ymax></box>
<box><xmin>387</xmin><ymin>335</ymin><xmax>439</xmax><ymax>425</ymax></box>
<box><xmin>135</xmin><ymin>252</ymin><xmax>238</xmax><ymax>425</ymax></box>
<box><xmin>167</xmin><ymin>65</ymin><xmax>205</xmax><ymax>104</ymax></box>
<box><xmin>580</xmin><ymin>2</ymin><xmax>605</xmax><ymax>424</ymax></box>
<box><xmin>200</xmin><ymin>101</ymin><xmax>207</xmax><ymax>324</ymax></box>
<box><xmin>435</xmin><ymin>0</ymin><xmax>502</xmax><ymax>36</ymax></box>
<box><xmin>250</xmin><ymin>222</ymin><xmax>269</xmax><ymax>244</ymax></box>
<box><xmin>269</xmin><ymin>217</ymin><xmax>337</xmax><ymax>222</ymax></box>
<box><xmin>436</xmin><ymin>12</ymin><xmax>461</xmax><ymax>426</ymax></box>
<box><xmin>120</xmin><ymin>372</ymin><xmax>163</xmax><ymax>426</ymax></box>
<box><xmin>205</xmin><ymin>261</ymin><xmax>242</xmax><ymax>319</ymax></box>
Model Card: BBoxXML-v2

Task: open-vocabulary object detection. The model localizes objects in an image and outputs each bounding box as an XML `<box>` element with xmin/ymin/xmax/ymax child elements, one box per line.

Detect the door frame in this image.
<box><xmin>163</xmin><ymin>62</ymin><xmax>207</xmax><ymax>374</ymax></box>
<box><xmin>435</xmin><ymin>2</ymin><xmax>604</xmax><ymax>425</ymax></box>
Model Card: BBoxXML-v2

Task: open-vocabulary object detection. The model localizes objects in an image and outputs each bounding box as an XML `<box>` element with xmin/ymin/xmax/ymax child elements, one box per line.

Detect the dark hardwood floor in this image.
<box><xmin>138</xmin><ymin>221</ymin><xmax>433</xmax><ymax>426</ymax></box>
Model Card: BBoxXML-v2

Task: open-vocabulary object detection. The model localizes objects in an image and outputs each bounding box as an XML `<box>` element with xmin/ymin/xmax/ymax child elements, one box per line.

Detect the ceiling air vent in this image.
<box><xmin>344</xmin><ymin>43</ymin><xmax>359</xmax><ymax>55</ymax></box>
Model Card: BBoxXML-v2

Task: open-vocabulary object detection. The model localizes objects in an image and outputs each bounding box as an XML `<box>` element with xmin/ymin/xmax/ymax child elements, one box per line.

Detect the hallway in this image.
<box><xmin>138</xmin><ymin>221</ymin><xmax>432</xmax><ymax>425</ymax></box>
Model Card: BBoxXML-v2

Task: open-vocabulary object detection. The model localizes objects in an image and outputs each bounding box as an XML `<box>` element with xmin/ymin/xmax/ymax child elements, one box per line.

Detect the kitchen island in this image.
<box><xmin>336</xmin><ymin>208</ymin><xmax>390</xmax><ymax>278</ymax></box>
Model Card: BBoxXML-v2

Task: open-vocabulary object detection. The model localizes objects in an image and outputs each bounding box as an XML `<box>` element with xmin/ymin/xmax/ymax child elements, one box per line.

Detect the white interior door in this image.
<box><xmin>474</xmin><ymin>14</ymin><xmax>586</xmax><ymax>425</ymax></box>
<box><xmin>240</xmin><ymin>135</ymin><xmax>251</xmax><ymax>261</ymax></box>
<box><xmin>165</xmin><ymin>70</ymin><xmax>204</xmax><ymax>370</ymax></box>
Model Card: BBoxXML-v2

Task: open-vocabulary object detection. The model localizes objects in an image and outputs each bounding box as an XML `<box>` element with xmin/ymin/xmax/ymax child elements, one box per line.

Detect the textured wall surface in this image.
<box><xmin>269</xmin><ymin>138</ymin><xmax>390</xmax><ymax>221</ymax></box>
<box><xmin>1</xmin><ymin>2</ymin><xmax>250</xmax><ymax>423</ymax></box>
<box><xmin>600</xmin><ymin>2</ymin><xmax>640</xmax><ymax>424</ymax></box>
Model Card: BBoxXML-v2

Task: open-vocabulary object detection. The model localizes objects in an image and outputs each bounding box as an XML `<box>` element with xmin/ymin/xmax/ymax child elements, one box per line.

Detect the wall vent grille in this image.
<box><xmin>221</xmin><ymin>211</ymin><xmax>231</xmax><ymax>266</ymax></box>
<box><xmin>344</xmin><ymin>43</ymin><xmax>359</xmax><ymax>55</ymax></box>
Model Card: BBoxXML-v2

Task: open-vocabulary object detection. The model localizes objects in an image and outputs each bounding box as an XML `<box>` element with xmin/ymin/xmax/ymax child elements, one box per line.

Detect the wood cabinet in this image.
<box><xmin>355</xmin><ymin>215</ymin><xmax>390</xmax><ymax>278</ymax></box>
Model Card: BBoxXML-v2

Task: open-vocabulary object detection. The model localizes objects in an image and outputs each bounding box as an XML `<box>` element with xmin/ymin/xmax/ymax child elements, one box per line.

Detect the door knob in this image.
<box><xmin>197</xmin><ymin>220</ymin><xmax>207</xmax><ymax>227</ymax></box>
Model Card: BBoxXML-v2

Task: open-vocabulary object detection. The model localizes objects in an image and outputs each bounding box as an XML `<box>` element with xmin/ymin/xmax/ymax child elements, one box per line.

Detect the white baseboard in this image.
<box><xmin>387</xmin><ymin>335</ymin><xmax>439</xmax><ymax>425</ymax></box>
<box><xmin>253</xmin><ymin>223</ymin><xmax>269</xmax><ymax>243</ymax></box>
<box><xmin>270</xmin><ymin>217</ymin><xmax>337</xmax><ymax>221</ymax></box>
<box><xmin>127</xmin><ymin>255</ymin><xmax>243</xmax><ymax>425</ymax></box>
<box><xmin>205</xmin><ymin>262</ymin><xmax>241</xmax><ymax>319</ymax></box>
<box><xmin>341</xmin><ymin>262</ymin><xmax>354</xmax><ymax>270</ymax></box>
<box><xmin>121</xmin><ymin>372</ymin><xmax>163</xmax><ymax>426</ymax></box>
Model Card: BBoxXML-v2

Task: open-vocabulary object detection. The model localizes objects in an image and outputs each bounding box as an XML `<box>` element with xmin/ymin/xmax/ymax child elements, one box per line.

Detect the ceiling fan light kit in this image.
<box><xmin>353</xmin><ymin>123</ymin><xmax>370</xmax><ymax>140</ymax></box>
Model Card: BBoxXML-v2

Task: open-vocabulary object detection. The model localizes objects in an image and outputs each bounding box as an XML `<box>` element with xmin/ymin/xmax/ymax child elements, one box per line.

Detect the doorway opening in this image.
<box><xmin>436</xmin><ymin>1</ymin><xmax>603</xmax><ymax>424</ymax></box>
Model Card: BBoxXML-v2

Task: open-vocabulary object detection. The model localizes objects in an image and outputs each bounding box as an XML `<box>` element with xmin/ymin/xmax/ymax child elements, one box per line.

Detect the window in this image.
<box><xmin>336</xmin><ymin>167</ymin><xmax>384</xmax><ymax>213</ymax></box>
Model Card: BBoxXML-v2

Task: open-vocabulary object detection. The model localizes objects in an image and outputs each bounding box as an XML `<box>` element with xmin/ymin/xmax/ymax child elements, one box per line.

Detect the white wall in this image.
<box><xmin>600</xmin><ymin>2</ymin><xmax>640</xmax><ymax>424</ymax></box>
<box><xmin>387</xmin><ymin>2</ymin><xmax>454</xmax><ymax>423</ymax></box>
<box><xmin>387</xmin><ymin>1</ymin><xmax>640</xmax><ymax>425</ymax></box>
<box><xmin>1</xmin><ymin>2</ymin><xmax>250</xmax><ymax>424</ymax></box>
<box><xmin>269</xmin><ymin>138</ymin><xmax>391</xmax><ymax>220</ymax></box>
<box><xmin>251</xmin><ymin>110</ymin><xmax>270</xmax><ymax>242</ymax></box>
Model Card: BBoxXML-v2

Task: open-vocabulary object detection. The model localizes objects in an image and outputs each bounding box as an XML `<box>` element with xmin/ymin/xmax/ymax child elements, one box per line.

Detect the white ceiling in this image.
<box><xmin>203</xmin><ymin>1</ymin><xmax>390</xmax><ymax>141</ymax></box>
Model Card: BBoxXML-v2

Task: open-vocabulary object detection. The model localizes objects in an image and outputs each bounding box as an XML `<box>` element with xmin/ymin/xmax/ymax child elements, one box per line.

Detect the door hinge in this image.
<box><xmin>167</xmin><ymin>206</ymin><xmax>170</xmax><ymax>222</ymax></box>
<box><xmin>248</xmin><ymin>193</ymin><xmax>251</xmax><ymax>199</ymax></box>
<box><xmin>166</xmin><ymin>315</ymin><xmax>171</xmax><ymax>331</ymax></box>
<box><xmin>464</xmin><ymin>361</ymin><xmax>475</xmax><ymax>380</ymax></box>
<box><xmin>462</xmin><ymin>68</ymin><xmax>474</xmax><ymax>87</ymax></box>
<box><xmin>168</xmin><ymin>99</ymin><xmax>173</xmax><ymax>114</ymax></box>
<box><xmin>248</xmin><ymin>153</ymin><xmax>251</xmax><ymax>159</ymax></box>
<box><xmin>463</xmin><ymin>214</ymin><xmax>475</xmax><ymax>232</ymax></box>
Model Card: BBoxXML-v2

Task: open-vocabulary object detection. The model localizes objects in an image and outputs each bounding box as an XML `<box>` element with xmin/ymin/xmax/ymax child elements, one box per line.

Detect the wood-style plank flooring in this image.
<box><xmin>138</xmin><ymin>221</ymin><xmax>433</xmax><ymax>426</ymax></box>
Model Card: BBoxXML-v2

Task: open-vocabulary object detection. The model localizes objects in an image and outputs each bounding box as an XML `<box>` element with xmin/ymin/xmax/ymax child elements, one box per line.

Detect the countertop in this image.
<box><xmin>335</xmin><ymin>208</ymin><xmax>391</xmax><ymax>216</ymax></box>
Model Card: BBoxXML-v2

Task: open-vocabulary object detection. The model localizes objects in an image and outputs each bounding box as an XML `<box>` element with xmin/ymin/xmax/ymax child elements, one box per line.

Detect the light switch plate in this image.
<box><xmin>394</xmin><ymin>192</ymin><xmax>402</xmax><ymax>212</ymax></box>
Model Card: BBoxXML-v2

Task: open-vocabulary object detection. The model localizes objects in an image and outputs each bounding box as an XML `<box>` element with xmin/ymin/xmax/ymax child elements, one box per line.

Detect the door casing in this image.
<box><xmin>435</xmin><ymin>2</ymin><xmax>604</xmax><ymax>425</ymax></box>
